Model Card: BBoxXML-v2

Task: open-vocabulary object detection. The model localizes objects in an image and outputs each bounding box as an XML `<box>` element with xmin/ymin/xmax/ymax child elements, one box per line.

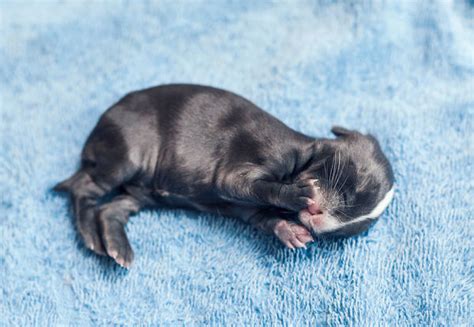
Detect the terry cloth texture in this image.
<box><xmin>1</xmin><ymin>0</ymin><xmax>473</xmax><ymax>325</ymax></box>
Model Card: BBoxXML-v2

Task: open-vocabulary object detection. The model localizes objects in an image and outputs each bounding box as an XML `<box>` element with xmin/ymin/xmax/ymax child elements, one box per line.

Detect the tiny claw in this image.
<box><xmin>116</xmin><ymin>257</ymin><xmax>125</xmax><ymax>267</ymax></box>
<box><xmin>109</xmin><ymin>250</ymin><xmax>118</xmax><ymax>259</ymax></box>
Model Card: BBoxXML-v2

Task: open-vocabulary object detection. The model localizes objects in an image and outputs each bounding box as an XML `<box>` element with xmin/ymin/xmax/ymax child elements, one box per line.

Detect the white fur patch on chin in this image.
<box><xmin>317</xmin><ymin>186</ymin><xmax>395</xmax><ymax>234</ymax></box>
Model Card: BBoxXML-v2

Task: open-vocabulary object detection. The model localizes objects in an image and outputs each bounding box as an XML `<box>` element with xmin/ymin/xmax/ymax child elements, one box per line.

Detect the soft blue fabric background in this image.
<box><xmin>1</xmin><ymin>0</ymin><xmax>473</xmax><ymax>325</ymax></box>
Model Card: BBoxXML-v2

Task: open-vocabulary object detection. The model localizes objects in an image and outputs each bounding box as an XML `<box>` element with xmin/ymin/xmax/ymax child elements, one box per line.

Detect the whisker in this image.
<box><xmin>333</xmin><ymin>151</ymin><xmax>345</xmax><ymax>189</ymax></box>
<box><xmin>329</xmin><ymin>152</ymin><xmax>338</xmax><ymax>187</ymax></box>
<box><xmin>327</xmin><ymin>157</ymin><xmax>333</xmax><ymax>188</ymax></box>
<box><xmin>334</xmin><ymin>209</ymin><xmax>354</xmax><ymax>220</ymax></box>
<box><xmin>323</xmin><ymin>158</ymin><xmax>330</xmax><ymax>187</ymax></box>
<box><xmin>337</xmin><ymin>203</ymin><xmax>360</xmax><ymax>209</ymax></box>
<box><xmin>335</xmin><ymin>173</ymin><xmax>350</xmax><ymax>194</ymax></box>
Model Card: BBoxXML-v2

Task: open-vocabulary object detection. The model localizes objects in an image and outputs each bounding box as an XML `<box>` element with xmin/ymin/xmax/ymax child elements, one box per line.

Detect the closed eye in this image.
<box><xmin>333</xmin><ymin>208</ymin><xmax>354</xmax><ymax>221</ymax></box>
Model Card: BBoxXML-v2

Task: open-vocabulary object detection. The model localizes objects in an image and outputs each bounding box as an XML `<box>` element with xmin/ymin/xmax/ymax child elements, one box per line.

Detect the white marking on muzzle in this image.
<box><xmin>320</xmin><ymin>186</ymin><xmax>395</xmax><ymax>233</ymax></box>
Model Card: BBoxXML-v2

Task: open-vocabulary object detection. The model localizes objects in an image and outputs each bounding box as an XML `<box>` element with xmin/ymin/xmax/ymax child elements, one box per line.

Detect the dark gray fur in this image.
<box><xmin>55</xmin><ymin>84</ymin><xmax>394</xmax><ymax>267</ymax></box>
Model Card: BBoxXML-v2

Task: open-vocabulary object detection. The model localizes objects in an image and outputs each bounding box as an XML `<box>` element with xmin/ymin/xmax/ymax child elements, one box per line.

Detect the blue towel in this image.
<box><xmin>1</xmin><ymin>1</ymin><xmax>473</xmax><ymax>325</ymax></box>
